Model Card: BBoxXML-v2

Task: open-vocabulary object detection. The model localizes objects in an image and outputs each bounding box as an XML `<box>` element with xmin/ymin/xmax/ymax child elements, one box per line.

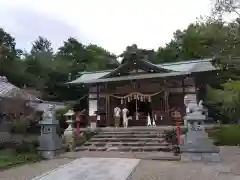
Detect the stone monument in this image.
<box><xmin>38</xmin><ymin>104</ymin><xmax>62</xmax><ymax>159</ymax></box>
<box><xmin>180</xmin><ymin>100</ymin><xmax>220</xmax><ymax>162</ymax></box>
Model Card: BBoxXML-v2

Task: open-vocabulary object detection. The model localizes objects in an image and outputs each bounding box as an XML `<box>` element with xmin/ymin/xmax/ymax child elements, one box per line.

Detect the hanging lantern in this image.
<box><xmin>128</xmin><ymin>97</ymin><xmax>130</xmax><ymax>102</ymax></box>
<box><xmin>121</xmin><ymin>98</ymin><xmax>123</xmax><ymax>104</ymax></box>
<box><xmin>140</xmin><ymin>96</ymin><xmax>143</xmax><ymax>101</ymax></box>
<box><xmin>137</xmin><ymin>94</ymin><xmax>139</xmax><ymax>100</ymax></box>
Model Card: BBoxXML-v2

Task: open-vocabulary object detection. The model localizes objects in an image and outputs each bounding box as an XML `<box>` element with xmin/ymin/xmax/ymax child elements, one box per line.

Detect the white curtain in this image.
<box><xmin>89</xmin><ymin>100</ymin><xmax>97</xmax><ymax>116</ymax></box>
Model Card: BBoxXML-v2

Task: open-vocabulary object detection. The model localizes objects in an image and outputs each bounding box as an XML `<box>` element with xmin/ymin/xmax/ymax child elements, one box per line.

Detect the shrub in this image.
<box><xmin>212</xmin><ymin>125</ymin><xmax>240</xmax><ymax>146</ymax></box>
<box><xmin>55</xmin><ymin>108</ymin><xmax>69</xmax><ymax>135</ymax></box>
<box><xmin>15</xmin><ymin>140</ymin><xmax>39</xmax><ymax>153</ymax></box>
<box><xmin>11</xmin><ymin>119</ymin><xmax>28</xmax><ymax>134</ymax></box>
<box><xmin>164</xmin><ymin>129</ymin><xmax>178</xmax><ymax>144</ymax></box>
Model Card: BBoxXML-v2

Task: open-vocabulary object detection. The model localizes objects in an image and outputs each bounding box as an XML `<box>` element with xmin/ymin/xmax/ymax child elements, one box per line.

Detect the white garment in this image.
<box><xmin>122</xmin><ymin>108</ymin><xmax>128</xmax><ymax>127</ymax></box>
<box><xmin>147</xmin><ymin>114</ymin><xmax>152</xmax><ymax>126</ymax></box>
<box><xmin>152</xmin><ymin>118</ymin><xmax>156</xmax><ymax>127</ymax></box>
<box><xmin>114</xmin><ymin>107</ymin><xmax>121</xmax><ymax>117</ymax></box>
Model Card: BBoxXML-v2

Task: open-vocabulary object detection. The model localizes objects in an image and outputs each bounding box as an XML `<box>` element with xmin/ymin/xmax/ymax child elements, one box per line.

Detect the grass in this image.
<box><xmin>0</xmin><ymin>152</ymin><xmax>42</xmax><ymax>170</ymax></box>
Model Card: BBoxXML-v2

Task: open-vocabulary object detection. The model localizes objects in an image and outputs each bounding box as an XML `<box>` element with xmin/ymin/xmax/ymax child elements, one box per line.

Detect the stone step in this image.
<box><xmin>99</xmin><ymin>131</ymin><xmax>166</xmax><ymax>135</ymax></box>
<box><xmin>88</xmin><ymin>137</ymin><xmax>165</xmax><ymax>142</ymax></box>
<box><xmin>94</xmin><ymin>133</ymin><xmax>165</xmax><ymax>138</ymax></box>
<box><xmin>134</xmin><ymin>152</ymin><xmax>180</xmax><ymax>161</ymax></box>
<box><xmin>97</xmin><ymin>127</ymin><xmax>171</xmax><ymax>132</ymax></box>
<box><xmin>75</xmin><ymin>145</ymin><xmax>172</xmax><ymax>152</ymax></box>
<box><xmin>83</xmin><ymin>141</ymin><xmax>169</xmax><ymax>147</ymax></box>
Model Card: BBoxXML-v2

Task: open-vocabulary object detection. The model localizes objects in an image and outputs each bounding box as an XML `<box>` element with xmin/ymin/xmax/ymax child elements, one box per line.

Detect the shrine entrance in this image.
<box><xmin>127</xmin><ymin>99</ymin><xmax>151</xmax><ymax>118</ymax></box>
<box><xmin>109</xmin><ymin>92</ymin><xmax>162</xmax><ymax>126</ymax></box>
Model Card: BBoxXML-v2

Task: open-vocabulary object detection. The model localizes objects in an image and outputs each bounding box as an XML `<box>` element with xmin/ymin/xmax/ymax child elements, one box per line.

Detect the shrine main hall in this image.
<box><xmin>69</xmin><ymin>58</ymin><xmax>216</xmax><ymax>127</ymax></box>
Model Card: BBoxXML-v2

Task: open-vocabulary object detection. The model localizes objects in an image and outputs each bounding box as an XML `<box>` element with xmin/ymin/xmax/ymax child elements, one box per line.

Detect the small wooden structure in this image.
<box><xmin>69</xmin><ymin>58</ymin><xmax>217</xmax><ymax>127</ymax></box>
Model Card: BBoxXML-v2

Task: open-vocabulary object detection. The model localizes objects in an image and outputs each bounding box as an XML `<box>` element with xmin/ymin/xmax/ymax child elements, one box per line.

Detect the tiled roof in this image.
<box><xmin>69</xmin><ymin>59</ymin><xmax>216</xmax><ymax>84</ymax></box>
<box><xmin>0</xmin><ymin>76</ymin><xmax>39</xmax><ymax>101</ymax></box>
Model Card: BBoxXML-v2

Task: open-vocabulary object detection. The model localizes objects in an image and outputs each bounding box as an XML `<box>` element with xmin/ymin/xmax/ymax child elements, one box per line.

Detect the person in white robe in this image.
<box><xmin>122</xmin><ymin>107</ymin><xmax>129</xmax><ymax>128</ymax></box>
<box><xmin>114</xmin><ymin>106</ymin><xmax>121</xmax><ymax>128</ymax></box>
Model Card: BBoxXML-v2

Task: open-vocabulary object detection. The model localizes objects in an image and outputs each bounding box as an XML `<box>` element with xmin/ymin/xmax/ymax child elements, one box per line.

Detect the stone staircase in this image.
<box><xmin>75</xmin><ymin>127</ymin><xmax>180</xmax><ymax>160</ymax></box>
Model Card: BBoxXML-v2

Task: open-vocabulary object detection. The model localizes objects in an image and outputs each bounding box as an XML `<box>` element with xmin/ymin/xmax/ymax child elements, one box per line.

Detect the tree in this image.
<box><xmin>85</xmin><ymin>44</ymin><xmax>118</xmax><ymax>70</ymax></box>
<box><xmin>31</xmin><ymin>36</ymin><xmax>53</xmax><ymax>55</ymax></box>
<box><xmin>120</xmin><ymin>44</ymin><xmax>156</xmax><ymax>64</ymax></box>
<box><xmin>0</xmin><ymin>28</ymin><xmax>26</xmax><ymax>86</ymax></box>
<box><xmin>206</xmin><ymin>80</ymin><xmax>240</xmax><ymax>122</ymax></box>
<box><xmin>212</xmin><ymin>0</ymin><xmax>240</xmax><ymax>17</ymax></box>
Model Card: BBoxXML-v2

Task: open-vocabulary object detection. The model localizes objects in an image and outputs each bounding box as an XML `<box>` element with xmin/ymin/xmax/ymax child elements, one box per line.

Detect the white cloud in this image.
<box><xmin>0</xmin><ymin>0</ymin><xmax>211</xmax><ymax>54</ymax></box>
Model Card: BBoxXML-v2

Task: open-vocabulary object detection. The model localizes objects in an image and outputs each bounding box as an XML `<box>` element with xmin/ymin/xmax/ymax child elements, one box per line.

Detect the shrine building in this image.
<box><xmin>68</xmin><ymin>58</ymin><xmax>217</xmax><ymax>127</ymax></box>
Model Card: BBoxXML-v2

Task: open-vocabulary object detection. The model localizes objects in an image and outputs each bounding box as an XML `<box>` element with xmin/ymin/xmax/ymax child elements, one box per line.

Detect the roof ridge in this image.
<box><xmin>79</xmin><ymin>69</ymin><xmax>114</xmax><ymax>74</ymax></box>
<box><xmin>158</xmin><ymin>58</ymin><xmax>212</xmax><ymax>66</ymax></box>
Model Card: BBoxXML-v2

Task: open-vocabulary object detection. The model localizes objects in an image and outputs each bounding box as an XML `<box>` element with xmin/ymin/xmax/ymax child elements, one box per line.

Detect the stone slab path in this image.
<box><xmin>31</xmin><ymin>158</ymin><xmax>140</xmax><ymax>180</ymax></box>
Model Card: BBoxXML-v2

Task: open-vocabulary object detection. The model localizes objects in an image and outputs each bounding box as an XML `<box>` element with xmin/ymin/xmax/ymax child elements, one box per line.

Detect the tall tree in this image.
<box><xmin>212</xmin><ymin>0</ymin><xmax>240</xmax><ymax>17</ymax></box>
<box><xmin>31</xmin><ymin>36</ymin><xmax>53</xmax><ymax>55</ymax></box>
<box><xmin>0</xmin><ymin>28</ymin><xmax>25</xmax><ymax>86</ymax></box>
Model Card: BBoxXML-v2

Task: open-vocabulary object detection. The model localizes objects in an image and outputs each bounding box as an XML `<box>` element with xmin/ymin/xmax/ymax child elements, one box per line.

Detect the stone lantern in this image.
<box><xmin>180</xmin><ymin>101</ymin><xmax>220</xmax><ymax>162</ymax></box>
<box><xmin>38</xmin><ymin>105</ymin><xmax>62</xmax><ymax>159</ymax></box>
<box><xmin>63</xmin><ymin>109</ymin><xmax>75</xmax><ymax>151</ymax></box>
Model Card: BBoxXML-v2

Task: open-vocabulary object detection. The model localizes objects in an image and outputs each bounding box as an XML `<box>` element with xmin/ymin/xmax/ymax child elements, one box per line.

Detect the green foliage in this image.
<box><xmin>0</xmin><ymin>152</ymin><xmax>41</xmax><ymax>169</ymax></box>
<box><xmin>55</xmin><ymin>108</ymin><xmax>69</xmax><ymax>134</ymax></box>
<box><xmin>0</xmin><ymin>30</ymin><xmax>119</xmax><ymax>102</ymax></box>
<box><xmin>15</xmin><ymin>140</ymin><xmax>39</xmax><ymax>153</ymax></box>
<box><xmin>212</xmin><ymin>125</ymin><xmax>240</xmax><ymax>145</ymax></box>
<box><xmin>11</xmin><ymin>119</ymin><xmax>29</xmax><ymax>134</ymax></box>
<box><xmin>206</xmin><ymin>80</ymin><xmax>240</xmax><ymax>121</ymax></box>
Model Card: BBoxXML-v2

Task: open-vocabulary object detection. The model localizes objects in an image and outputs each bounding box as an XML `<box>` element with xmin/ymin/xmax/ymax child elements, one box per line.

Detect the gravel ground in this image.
<box><xmin>0</xmin><ymin>146</ymin><xmax>239</xmax><ymax>180</ymax></box>
<box><xmin>127</xmin><ymin>146</ymin><xmax>240</xmax><ymax>180</ymax></box>
<box><xmin>0</xmin><ymin>158</ymin><xmax>73</xmax><ymax>180</ymax></box>
<box><xmin>127</xmin><ymin>160</ymin><xmax>240</xmax><ymax>180</ymax></box>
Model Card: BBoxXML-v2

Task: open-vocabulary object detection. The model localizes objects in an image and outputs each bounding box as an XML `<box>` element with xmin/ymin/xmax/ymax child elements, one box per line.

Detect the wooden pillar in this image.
<box><xmin>182</xmin><ymin>77</ymin><xmax>185</xmax><ymax>95</ymax></box>
<box><xmin>164</xmin><ymin>90</ymin><xmax>169</xmax><ymax>112</ymax></box>
<box><xmin>97</xmin><ymin>84</ymin><xmax>100</xmax><ymax>112</ymax></box>
<box><xmin>105</xmin><ymin>83</ymin><xmax>109</xmax><ymax>127</ymax></box>
<box><xmin>182</xmin><ymin>77</ymin><xmax>186</xmax><ymax>116</ymax></box>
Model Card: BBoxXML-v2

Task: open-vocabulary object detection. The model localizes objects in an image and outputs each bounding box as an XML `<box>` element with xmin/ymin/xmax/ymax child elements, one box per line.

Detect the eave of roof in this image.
<box><xmin>84</xmin><ymin>71</ymin><xmax>190</xmax><ymax>84</ymax></box>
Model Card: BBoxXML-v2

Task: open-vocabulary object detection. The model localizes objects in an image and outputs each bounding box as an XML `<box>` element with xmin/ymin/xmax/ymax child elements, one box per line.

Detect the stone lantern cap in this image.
<box><xmin>64</xmin><ymin>109</ymin><xmax>75</xmax><ymax>116</ymax></box>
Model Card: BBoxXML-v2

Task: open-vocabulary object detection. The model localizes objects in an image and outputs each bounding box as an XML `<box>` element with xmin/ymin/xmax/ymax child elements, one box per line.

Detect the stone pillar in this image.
<box><xmin>38</xmin><ymin>105</ymin><xmax>62</xmax><ymax>159</ymax></box>
<box><xmin>180</xmin><ymin>102</ymin><xmax>220</xmax><ymax>162</ymax></box>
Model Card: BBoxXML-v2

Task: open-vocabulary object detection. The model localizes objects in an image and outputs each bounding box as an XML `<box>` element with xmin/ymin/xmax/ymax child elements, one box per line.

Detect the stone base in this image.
<box><xmin>181</xmin><ymin>152</ymin><xmax>220</xmax><ymax>162</ymax></box>
<box><xmin>38</xmin><ymin>149</ymin><xmax>61</xmax><ymax>159</ymax></box>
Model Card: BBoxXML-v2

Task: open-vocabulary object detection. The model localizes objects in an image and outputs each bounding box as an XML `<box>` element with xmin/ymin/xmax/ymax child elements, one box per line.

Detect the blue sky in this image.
<box><xmin>0</xmin><ymin>0</ymin><xmax>212</xmax><ymax>55</ymax></box>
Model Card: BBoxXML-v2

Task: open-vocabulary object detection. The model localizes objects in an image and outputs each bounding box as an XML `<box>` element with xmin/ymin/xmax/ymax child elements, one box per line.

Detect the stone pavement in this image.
<box><xmin>0</xmin><ymin>146</ymin><xmax>239</xmax><ymax>180</ymax></box>
<box><xmin>32</xmin><ymin>158</ymin><xmax>140</xmax><ymax>180</ymax></box>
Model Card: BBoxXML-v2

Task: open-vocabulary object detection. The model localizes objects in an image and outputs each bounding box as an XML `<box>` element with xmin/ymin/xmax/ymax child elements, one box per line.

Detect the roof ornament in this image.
<box><xmin>0</xmin><ymin>76</ymin><xmax>8</xmax><ymax>83</ymax></box>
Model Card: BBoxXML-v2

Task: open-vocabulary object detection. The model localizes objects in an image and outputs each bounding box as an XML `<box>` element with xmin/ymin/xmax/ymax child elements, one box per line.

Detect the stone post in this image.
<box><xmin>63</xmin><ymin>109</ymin><xmax>75</xmax><ymax>151</ymax></box>
<box><xmin>38</xmin><ymin>105</ymin><xmax>62</xmax><ymax>159</ymax></box>
<box><xmin>180</xmin><ymin>101</ymin><xmax>220</xmax><ymax>162</ymax></box>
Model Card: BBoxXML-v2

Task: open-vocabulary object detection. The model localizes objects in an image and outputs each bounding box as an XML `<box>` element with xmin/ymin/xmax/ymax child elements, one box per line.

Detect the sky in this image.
<box><xmin>0</xmin><ymin>0</ymin><xmax>212</xmax><ymax>55</ymax></box>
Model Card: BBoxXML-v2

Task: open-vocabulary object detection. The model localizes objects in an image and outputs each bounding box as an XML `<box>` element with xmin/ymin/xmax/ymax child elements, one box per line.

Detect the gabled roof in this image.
<box><xmin>0</xmin><ymin>76</ymin><xmax>39</xmax><ymax>101</ymax></box>
<box><xmin>101</xmin><ymin>58</ymin><xmax>173</xmax><ymax>79</ymax></box>
<box><xmin>68</xmin><ymin>58</ymin><xmax>216</xmax><ymax>84</ymax></box>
